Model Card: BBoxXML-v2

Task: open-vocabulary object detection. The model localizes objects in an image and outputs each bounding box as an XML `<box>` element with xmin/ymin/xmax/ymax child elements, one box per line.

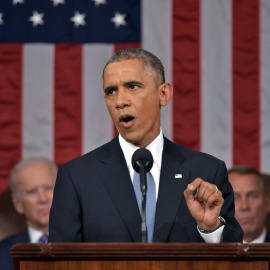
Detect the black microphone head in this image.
<box><xmin>132</xmin><ymin>148</ymin><xmax>153</xmax><ymax>173</ymax></box>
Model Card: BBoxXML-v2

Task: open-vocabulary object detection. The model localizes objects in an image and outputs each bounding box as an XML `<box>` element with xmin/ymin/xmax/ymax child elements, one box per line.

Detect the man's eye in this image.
<box><xmin>106</xmin><ymin>89</ymin><xmax>116</xmax><ymax>95</ymax></box>
<box><xmin>26</xmin><ymin>190</ymin><xmax>36</xmax><ymax>195</ymax></box>
<box><xmin>129</xmin><ymin>85</ymin><xmax>138</xmax><ymax>90</ymax></box>
<box><xmin>248</xmin><ymin>193</ymin><xmax>259</xmax><ymax>199</ymax></box>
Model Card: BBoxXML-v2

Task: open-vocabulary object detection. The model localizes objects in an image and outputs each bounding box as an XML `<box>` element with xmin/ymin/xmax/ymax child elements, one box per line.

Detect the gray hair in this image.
<box><xmin>103</xmin><ymin>48</ymin><xmax>165</xmax><ymax>86</ymax></box>
<box><xmin>9</xmin><ymin>157</ymin><xmax>58</xmax><ymax>196</ymax></box>
<box><xmin>228</xmin><ymin>165</ymin><xmax>268</xmax><ymax>196</ymax></box>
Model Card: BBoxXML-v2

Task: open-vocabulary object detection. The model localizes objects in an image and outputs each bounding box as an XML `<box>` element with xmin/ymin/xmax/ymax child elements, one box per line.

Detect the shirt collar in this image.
<box><xmin>243</xmin><ymin>228</ymin><xmax>267</xmax><ymax>244</ymax></box>
<box><xmin>27</xmin><ymin>226</ymin><xmax>47</xmax><ymax>243</ymax></box>
<box><xmin>119</xmin><ymin>129</ymin><xmax>164</xmax><ymax>169</ymax></box>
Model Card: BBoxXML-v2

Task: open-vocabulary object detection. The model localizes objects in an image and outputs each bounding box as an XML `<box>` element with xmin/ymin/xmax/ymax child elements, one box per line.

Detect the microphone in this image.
<box><xmin>132</xmin><ymin>148</ymin><xmax>153</xmax><ymax>243</ymax></box>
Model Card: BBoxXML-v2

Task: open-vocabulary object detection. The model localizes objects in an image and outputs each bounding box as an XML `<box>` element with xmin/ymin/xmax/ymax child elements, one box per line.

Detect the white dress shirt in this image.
<box><xmin>118</xmin><ymin>130</ymin><xmax>224</xmax><ymax>243</ymax></box>
<box><xmin>243</xmin><ymin>228</ymin><xmax>267</xmax><ymax>244</ymax></box>
<box><xmin>27</xmin><ymin>227</ymin><xmax>46</xmax><ymax>243</ymax></box>
<box><xmin>119</xmin><ymin>129</ymin><xmax>163</xmax><ymax>200</ymax></box>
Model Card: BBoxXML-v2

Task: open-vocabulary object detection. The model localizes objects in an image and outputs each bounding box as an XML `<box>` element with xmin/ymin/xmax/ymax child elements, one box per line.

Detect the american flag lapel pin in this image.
<box><xmin>175</xmin><ymin>174</ymin><xmax>182</xmax><ymax>179</ymax></box>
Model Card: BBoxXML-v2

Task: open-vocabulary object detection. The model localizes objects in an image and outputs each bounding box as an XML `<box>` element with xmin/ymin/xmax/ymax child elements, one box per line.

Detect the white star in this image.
<box><xmin>50</xmin><ymin>0</ymin><xmax>65</xmax><ymax>7</ymax></box>
<box><xmin>92</xmin><ymin>0</ymin><xmax>106</xmax><ymax>6</ymax></box>
<box><xmin>29</xmin><ymin>11</ymin><xmax>44</xmax><ymax>27</ymax></box>
<box><xmin>70</xmin><ymin>11</ymin><xmax>86</xmax><ymax>27</ymax></box>
<box><xmin>0</xmin><ymin>13</ymin><xmax>4</xmax><ymax>25</ymax></box>
<box><xmin>13</xmin><ymin>0</ymin><xmax>24</xmax><ymax>5</ymax></box>
<box><xmin>111</xmin><ymin>12</ymin><xmax>127</xmax><ymax>28</ymax></box>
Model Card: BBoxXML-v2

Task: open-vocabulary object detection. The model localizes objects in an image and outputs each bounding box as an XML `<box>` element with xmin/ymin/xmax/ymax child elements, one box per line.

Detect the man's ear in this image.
<box><xmin>263</xmin><ymin>194</ymin><xmax>270</xmax><ymax>217</ymax></box>
<box><xmin>12</xmin><ymin>194</ymin><xmax>25</xmax><ymax>215</ymax></box>
<box><xmin>159</xmin><ymin>82</ymin><xmax>173</xmax><ymax>107</ymax></box>
<box><xmin>266</xmin><ymin>195</ymin><xmax>270</xmax><ymax>212</ymax></box>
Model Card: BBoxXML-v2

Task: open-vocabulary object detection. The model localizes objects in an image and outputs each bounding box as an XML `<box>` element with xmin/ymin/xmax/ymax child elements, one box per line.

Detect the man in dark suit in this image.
<box><xmin>49</xmin><ymin>48</ymin><xmax>243</xmax><ymax>243</ymax></box>
<box><xmin>0</xmin><ymin>157</ymin><xmax>57</xmax><ymax>270</ymax></box>
<box><xmin>229</xmin><ymin>165</ymin><xmax>270</xmax><ymax>243</ymax></box>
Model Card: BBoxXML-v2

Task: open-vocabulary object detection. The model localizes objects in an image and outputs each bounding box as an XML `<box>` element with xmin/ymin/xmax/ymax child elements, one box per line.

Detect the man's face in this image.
<box><xmin>229</xmin><ymin>172</ymin><xmax>270</xmax><ymax>242</ymax></box>
<box><xmin>103</xmin><ymin>59</ymin><xmax>163</xmax><ymax>148</ymax></box>
<box><xmin>12</xmin><ymin>162</ymin><xmax>56</xmax><ymax>232</ymax></box>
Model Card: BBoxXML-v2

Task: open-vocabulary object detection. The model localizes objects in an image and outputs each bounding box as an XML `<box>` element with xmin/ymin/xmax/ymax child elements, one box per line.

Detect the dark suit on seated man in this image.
<box><xmin>0</xmin><ymin>158</ymin><xmax>57</xmax><ymax>270</ymax></box>
<box><xmin>49</xmin><ymin>48</ymin><xmax>243</xmax><ymax>243</ymax></box>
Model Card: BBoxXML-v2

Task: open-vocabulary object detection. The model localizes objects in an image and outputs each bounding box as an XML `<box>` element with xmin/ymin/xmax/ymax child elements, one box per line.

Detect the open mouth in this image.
<box><xmin>119</xmin><ymin>115</ymin><xmax>135</xmax><ymax>128</ymax></box>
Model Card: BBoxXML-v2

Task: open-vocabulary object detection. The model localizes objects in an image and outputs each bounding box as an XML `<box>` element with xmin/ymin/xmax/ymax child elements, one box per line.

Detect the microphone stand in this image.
<box><xmin>132</xmin><ymin>148</ymin><xmax>153</xmax><ymax>243</ymax></box>
<box><xmin>139</xmin><ymin>164</ymin><xmax>147</xmax><ymax>243</ymax></box>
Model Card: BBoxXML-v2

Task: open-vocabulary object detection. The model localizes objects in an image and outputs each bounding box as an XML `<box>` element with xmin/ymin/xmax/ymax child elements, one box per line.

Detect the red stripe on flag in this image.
<box><xmin>233</xmin><ymin>0</ymin><xmax>260</xmax><ymax>169</ymax></box>
<box><xmin>173</xmin><ymin>0</ymin><xmax>201</xmax><ymax>151</ymax></box>
<box><xmin>54</xmin><ymin>44</ymin><xmax>82</xmax><ymax>166</ymax></box>
<box><xmin>112</xmin><ymin>43</ymin><xmax>142</xmax><ymax>138</ymax></box>
<box><xmin>0</xmin><ymin>44</ymin><xmax>22</xmax><ymax>194</ymax></box>
<box><xmin>114</xmin><ymin>43</ymin><xmax>141</xmax><ymax>52</ymax></box>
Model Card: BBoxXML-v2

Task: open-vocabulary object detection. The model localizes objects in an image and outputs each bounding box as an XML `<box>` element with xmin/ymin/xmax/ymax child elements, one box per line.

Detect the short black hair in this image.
<box><xmin>103</xmin><ymin>48</ymin><xmax>165</xmax><ymax>86</ymax></box>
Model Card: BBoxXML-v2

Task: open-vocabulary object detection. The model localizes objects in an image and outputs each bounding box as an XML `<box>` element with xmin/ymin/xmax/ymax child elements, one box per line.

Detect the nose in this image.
<box><xmin>37</xmin><ymin>190</ymin><xmax>49</xmax><ymax>203</ymax></box>
<box><xmin>116</xmin><ymin>88</ymin><xmax>130</xmax><ymax>109</ymax></box>
<box><xmin>239</xmin><ymin>197</ymin><xmax>250</xmax><ymax>210</ymax></box>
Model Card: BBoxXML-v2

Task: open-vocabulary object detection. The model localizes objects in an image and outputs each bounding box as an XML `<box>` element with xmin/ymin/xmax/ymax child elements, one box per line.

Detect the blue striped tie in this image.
<box><xmin>38</xmin><ymin>233</ymin><xmax>49</xmax><ymax>243</ymax></box>
<box><xmin>133</xmin><ymin>171</ymin><xmax>156</xmax><ymax>242</ymax></box>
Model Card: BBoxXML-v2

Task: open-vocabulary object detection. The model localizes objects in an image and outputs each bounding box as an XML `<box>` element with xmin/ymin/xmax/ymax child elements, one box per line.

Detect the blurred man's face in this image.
<box><xmin>229</xmin><ymin>173</ymin><xmax>270</xmax><ymax>243</ymax></box>
<box><xmin>12</xmin><ymin>162</ymin><xmax>56</xmax><ymax>233</ymax></box>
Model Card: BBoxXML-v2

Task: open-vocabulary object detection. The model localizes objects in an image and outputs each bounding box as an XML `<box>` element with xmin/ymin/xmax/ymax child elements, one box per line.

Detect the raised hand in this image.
<box><xmin>184</xmin><ymin>178</ymin><xmax>224</xmax><ymax>231</ymax></box>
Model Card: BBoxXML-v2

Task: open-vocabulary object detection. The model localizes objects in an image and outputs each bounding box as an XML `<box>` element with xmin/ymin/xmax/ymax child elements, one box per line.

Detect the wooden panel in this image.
<box><xmin>17</xmin><ymin>260</ymin><xmax>269</xmax><ymax>270</ymax></box>
<box><xmin>12</xmin><ymin>243</ymin><xmax>270</xmax><ymax>270</ymax></box>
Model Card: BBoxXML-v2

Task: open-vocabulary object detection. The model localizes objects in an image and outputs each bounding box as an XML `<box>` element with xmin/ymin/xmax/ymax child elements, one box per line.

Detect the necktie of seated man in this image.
<box><xmin>38</xmin><ymin>233</ymin><xmax>49</xmax><ymax>243</ymax></box>
<box><xmin>133</xmin><ymin>171</ymin><xmax>156</xmax><ymax>243</ymax></box>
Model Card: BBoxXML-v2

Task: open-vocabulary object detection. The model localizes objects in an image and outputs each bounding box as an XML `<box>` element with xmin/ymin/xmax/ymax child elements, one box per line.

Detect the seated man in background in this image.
<box><xmin>0</xmin><ymin>157</ymin><xmax>57</xmax><ymax>270</ymax></box>
<box><xmin>228</xmin><ymin>165</ymin><xmax>270</xmax><ymax>243</ymax></box>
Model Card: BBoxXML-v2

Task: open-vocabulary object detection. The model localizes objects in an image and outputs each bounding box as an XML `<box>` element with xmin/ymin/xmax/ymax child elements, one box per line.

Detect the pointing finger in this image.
<box><xmin>184</xmin><ymin>183</ymin><xmax>197</xmax><ymax>204</ymax></box>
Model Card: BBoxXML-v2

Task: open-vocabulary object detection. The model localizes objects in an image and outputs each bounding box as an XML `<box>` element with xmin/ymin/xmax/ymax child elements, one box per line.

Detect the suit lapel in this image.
<box><xmin>154</xmin><ymin>138</ymin><xmax>190</xmax><ymax>242</ymax></box>
<box><xmin>98</xmin><ymin>137</ymin><xmax>141</xmax><ymax>242</ymax></box>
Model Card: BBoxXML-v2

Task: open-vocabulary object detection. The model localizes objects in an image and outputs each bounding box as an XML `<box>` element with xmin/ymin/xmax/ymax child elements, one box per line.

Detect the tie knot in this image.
<box><xmin>39</xmin><ymin>233</ymin><xmax>49</xmax><ymax>243</ymax></box>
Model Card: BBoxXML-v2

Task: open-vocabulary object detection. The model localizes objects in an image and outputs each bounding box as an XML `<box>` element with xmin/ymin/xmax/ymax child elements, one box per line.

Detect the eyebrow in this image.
<box><xmin>235</xmin><ymin>190</ymin><xmax>261</xmax><ymax>196</ymax></box>
<box><xmin>104</xmin><ymin>85</ymin><xmax>116</xmax><ymax>94</ymax></box>
<box><xmin>104</xmin><ymin>80</ymin><xmax>144</xmax><ymax>93</ymax></box>
<box><xmin>123</xmin><ymin>80</ymin><xmax>144</xmax><ymax>87</ymax></box>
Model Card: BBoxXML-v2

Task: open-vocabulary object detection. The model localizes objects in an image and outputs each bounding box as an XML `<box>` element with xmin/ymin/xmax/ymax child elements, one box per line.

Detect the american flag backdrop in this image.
<box><xmin>0</xmin><ymin>0</ymin><xmax>269</xmax><ymax>195</ymax></box>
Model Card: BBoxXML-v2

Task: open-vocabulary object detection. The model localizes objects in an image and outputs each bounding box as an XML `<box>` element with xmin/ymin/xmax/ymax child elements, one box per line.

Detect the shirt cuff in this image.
<box><xmin>197</xmin><ymin>225</ymin><xmax>225</xmax><ymax>243</ymax></box>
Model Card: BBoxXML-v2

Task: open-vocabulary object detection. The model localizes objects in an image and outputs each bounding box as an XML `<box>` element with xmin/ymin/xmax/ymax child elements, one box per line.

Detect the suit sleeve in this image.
<box><xmin>214</xmin><ymin>160</ymin><xmax>243</xmax><ymax>242</ymax></box>
<box><xmin>0</xmin><ymin>241</ymin><xmax>13</xmax><ymax>270</ymax></box>
<box><xmin>49</xmin><ymin>165</ymin><xmax>83</xmax><ymax>242</ymax></box>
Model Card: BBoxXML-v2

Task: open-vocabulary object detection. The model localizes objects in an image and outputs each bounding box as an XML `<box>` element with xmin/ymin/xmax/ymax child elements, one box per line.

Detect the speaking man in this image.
<box><xmin>49</xmin><ymin>48</ymin><xmax>243</xmax><ymax>243</ymax></box>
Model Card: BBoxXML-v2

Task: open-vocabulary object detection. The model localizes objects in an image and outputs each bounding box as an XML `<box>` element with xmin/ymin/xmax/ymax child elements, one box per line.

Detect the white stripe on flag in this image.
<box><xmin>142</xmin><ymin>0</ymin><xmax>173</xmax><ymax>140</ymax></box>
<box><xmin>83</xmin><ymin>44</ymin><xmax>114</xmax><ymax>154</ymax></box>
<box><xmin>260</xmin><ymin>0</ymin><xmax>270</xmax><ymax>174</ymax></box>
<box><xmin>201</xmin><ymin>0</ymin><xmax>233</xmax><ymax>168</ymax></box>
<box><xmin>22</xmin><ymin>44</ymin><xmax>54</xmax><ymax>160</ymax></box>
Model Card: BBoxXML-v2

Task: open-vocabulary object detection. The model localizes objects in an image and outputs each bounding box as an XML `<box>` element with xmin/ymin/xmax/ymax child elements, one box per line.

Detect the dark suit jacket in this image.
<box><xmin>49</xmin><ymin>136</ymin><xmax>243</xmax><ymax>242</ymax></box>
<box><xmin>0</xmin><ymin>230</ymin><xmax>30</xmax><ymax>270</ymax></box>
<box><xmin>264</xmin><ymin>234</ymin><xmax>270</xmax><ymax>242</ymax></box>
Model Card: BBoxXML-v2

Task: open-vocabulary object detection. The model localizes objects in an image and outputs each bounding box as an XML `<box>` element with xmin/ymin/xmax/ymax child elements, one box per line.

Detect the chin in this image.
<box><xmin>242</xmin><ymin>226</ymin><xmax>256</xmax><ymax>235</ymax></box>
<box><xmin>121</xmin><ymin>133</ymin><xmax>140</xmax><ymax>144</ymax></box>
